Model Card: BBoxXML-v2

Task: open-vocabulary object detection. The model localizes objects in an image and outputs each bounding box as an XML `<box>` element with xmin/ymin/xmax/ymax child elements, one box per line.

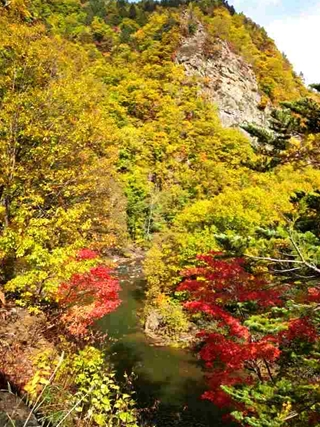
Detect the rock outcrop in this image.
<box><xmin>144</xmin><ymin>308</ymin><xmax>198</xmax><ymax>347</ymax></box>
<box><xmin>176</xmin><ymin>17</ymin><xmax>269</xmax><ymax>129</ymax></box>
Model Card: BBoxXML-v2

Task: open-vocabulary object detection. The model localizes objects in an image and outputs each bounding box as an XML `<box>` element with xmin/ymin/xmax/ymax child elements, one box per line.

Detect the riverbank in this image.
<box><xmin>0</xmin><ymin>305</ymin><xmax>53</xmax><ymax>391</ymax></box>
<box><xmin>97</xmin><ymin>260</ymin><xmax>225</xmax><ymax>427</ymax></box>
<box><xmin>0</xmin><ymin>256</ymin><xmax>225</xmax><ymax>427</ymax></box>
<box><xmin>0</xmin><ymin>304</ymin><xmax>52</xmax><ymax>426</ymax></box>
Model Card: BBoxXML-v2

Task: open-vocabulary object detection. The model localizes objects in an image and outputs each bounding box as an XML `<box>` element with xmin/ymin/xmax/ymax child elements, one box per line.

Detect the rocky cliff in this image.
<box><xmin>176</xmin><ymin>17</ymin><xmax>269</xmax><ymax>129</ymax></box>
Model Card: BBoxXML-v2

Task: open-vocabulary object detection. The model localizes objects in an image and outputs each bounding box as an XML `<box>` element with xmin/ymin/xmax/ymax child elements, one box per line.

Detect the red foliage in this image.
<box><xmin>179</xmin><ymin>253</ymin><xmax>282</xmax><ymax>309</ymax></box>
<box><xmin>178</xmin><ymin>252</ymin><xmax>282</xmax><ymax>408</ymax></box>
<box><xmin>179</xmin><ymin>253</ymin><xmax>282</xmax><ymax>342</ymax></box>
<box><xmin>203</xmin><ymin>369</ymin><xmax>244</xmax><ymax>408</ymax></box>
<box><xmin>178</xmin><ymin>251</ymin><xmax>319</xmax><ymax>426</ymax></box>
<box><xmin>306</xmin><ymin>287</ymin><xmax>320</xmax><ymax>303</ymax></box>
<box><xmin>280</xmin><ymin>318</ymin><xmax>317</xmax><ymax>343</ymax></box>
<box><xmin>76</xmin><ymin>248</ymin><xmax>99</xmax><ymax>261</ymax></box>
<box><xmin>186</xmin><ymin>301</ymin><xmax>250</xmax><ymax>339</ymax></box>
<box><xmin>195</xmin><ymin>331</ymin><xmax>281</xmax><ymax>408</ymax></box>
<box><xmin>58</xmin><ymin>252</ymin><xmax>121</xmax><ymax>336</ymax></box>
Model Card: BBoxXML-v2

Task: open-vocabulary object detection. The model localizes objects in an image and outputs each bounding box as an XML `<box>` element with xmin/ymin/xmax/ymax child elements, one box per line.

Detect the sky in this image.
<box><xmin>229</xmin><ymin>0</ymin><xmax>320</xmax><ymax>85</ymax></box>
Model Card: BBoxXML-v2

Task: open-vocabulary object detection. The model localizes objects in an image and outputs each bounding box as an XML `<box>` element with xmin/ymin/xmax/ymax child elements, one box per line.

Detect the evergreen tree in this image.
<box><xmin>282</xmin><ymin>97</ymin><xmax>320</xmax><ymax>134</ymax></box>
<box><xmin>242</xmin><ymin>108</ymin><xmax>295</xmax><ymax>170</ymax></box>
<box><xmin>310</xmin><ymin>83</ymin><xmax>320</xmax><ymax>93</ymax></box>
<box><xmin>128</xmin><ymin>3</ymin><xmax>137</xmax><ymax>19</ymax></box>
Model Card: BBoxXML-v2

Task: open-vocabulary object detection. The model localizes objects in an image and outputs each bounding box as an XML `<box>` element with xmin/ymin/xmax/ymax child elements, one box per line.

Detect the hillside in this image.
<box><xmin>0</xmin><ymin>1</ymin><xmax>319</xmax><ymax>426</ymax></box>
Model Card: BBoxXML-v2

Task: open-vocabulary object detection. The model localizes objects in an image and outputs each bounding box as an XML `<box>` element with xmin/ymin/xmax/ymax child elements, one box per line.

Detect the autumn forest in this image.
<box><xmin>0</xmin><ymin>0</ymin><xmax>319</xmax><ymax>426</ymax></box>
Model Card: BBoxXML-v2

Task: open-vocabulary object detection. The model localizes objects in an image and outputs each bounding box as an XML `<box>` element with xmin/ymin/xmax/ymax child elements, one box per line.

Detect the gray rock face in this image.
<box><xmin>144</xmin><ymin>308</ymin><xmax>198</xmax><ymax>347</ymax></box>
<box><xmin>145</xmin><ymin>309</ymin><xmax>163</xmax><ymax>334</ymax></box>
<box><xmin>176</xmin><ymin>18</ymin><xmax>269</xmax><ymax>129</ymax></box>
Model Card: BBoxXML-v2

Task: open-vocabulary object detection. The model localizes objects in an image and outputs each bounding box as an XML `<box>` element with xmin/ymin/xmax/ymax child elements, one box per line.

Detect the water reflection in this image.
<box><xmin>97</xmin><ymin>261</ymin><xmax>228</xmax><ymax>426</ymax></box>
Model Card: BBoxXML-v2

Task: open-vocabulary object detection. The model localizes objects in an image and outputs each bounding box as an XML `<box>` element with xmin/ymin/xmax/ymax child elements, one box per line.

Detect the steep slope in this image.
<box><xmin>175</xmin><ymin>5</ymin><xmax>308</xmax><ymax>130</ymax></box>
<box><xmin>1</xmin><ymin>1</ymin><xmax>320</xmax><ymax>427</ymax></box>
<box><xmin>196</xmin><ymin>4</ymin><xmax>307</xmax><ymax>103</ymax></box>
<box><xmin>176</xmin><ymin>12</ymin><xmax>268</xmax><ymax>128</ymax></box>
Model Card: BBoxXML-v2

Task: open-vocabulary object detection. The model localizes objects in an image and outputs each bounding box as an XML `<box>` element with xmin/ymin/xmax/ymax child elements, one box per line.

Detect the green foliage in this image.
<box><xmin>0</xmin><ymin>12</ymin><xmax>128</xmax><ymax>304</ymax></box>
<box><xmin>225</xmin><ymin>374</ymin><xmax>320</xmax><ymax>426</ymax></box>
<box><xmin>242</xmin><ymin>108</ymin><xmax>295</xmax><ymax>163</ymax></box>
<box><xmin>70</xmin><ymin>347</ymin><xmax>138</xmax><ymax>426</ymax></box>
<box><xmin>310</xmin><ymin>83</ymin><xmax>320</xmax><ymax>93</ymax></box>
<box><xmin>149</xmin><ymin>294</ymin><xmax>190</xmax><ymax>340</ymax></box>
<box><xmin>177</xmin><ymin>220</ymin><xmax>320</xmax><ymax>425</ymax></box>
<box><xmin>27</xmin><ymin>347</ymin><xmax>139</xmax><ymax>427</ymax></box>
<box><xmin>282</xmin><ymin>97</ymin><xmax>320</xmax><ymax>134</ymax></box>
<box><xmin>243</xmin><ymin>90</ymin><xmax>320</xmax><ymax>170</ymax></box>
<box><xmin>0</xmin><ymin>1</ymin><xmax>319</xmax><ymax>425</ymax></box>
<box><xmin>144</xmin><ymin>227</ymin><xmax>219</xmax><ymax>297</ymax></box>
<box><xmin>244</xmin><ymin>315</ymin><xmax>287</xmax><ymax>335</ymax></box>
<box><xmin>223</xmin><ymin>380</ymin><xmax>300</xmax><ymax>427</ymax></box>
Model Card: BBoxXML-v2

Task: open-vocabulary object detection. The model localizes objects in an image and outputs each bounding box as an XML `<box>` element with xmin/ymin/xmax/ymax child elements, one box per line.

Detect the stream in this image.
<box><xmin>97</xmin><ymin>259</ymin><xmax>225</xmax><ymax>426</ymax></box>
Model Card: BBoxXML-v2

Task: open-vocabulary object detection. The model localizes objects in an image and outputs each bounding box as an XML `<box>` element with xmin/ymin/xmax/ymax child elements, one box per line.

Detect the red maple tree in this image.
<box><xmin>178</xmin><ymin>252</ymin><xmax>283</xmax><ymax>408</ymax></box>
<box><xmin>57</xmin><ymin>249</ymin><xmax>121</xmax><ymax>336</ymax></box>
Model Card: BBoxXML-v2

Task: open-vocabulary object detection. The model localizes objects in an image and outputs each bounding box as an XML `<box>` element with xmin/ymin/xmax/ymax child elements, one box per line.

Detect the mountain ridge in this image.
<box><xmin>176</xmin><ymin>9</ymin><xmax>270</xmax><ymax>128</ymax></box>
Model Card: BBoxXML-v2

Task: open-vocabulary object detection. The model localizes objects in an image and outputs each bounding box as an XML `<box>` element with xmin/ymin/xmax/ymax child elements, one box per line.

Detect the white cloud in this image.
<box><xmin>266</xmin><ymin>7</ymin><xmax>320</xmax><ymax>85</ymax></box>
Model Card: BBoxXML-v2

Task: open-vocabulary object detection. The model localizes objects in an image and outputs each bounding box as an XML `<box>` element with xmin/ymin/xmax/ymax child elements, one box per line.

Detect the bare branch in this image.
<box><xmin>246</xmin><ymin>255</ymin><xmax>305</xmax><ymax>264</ymax></box>
<box><xmin>246</xmin><ymin>252</ymin><xmax>320</xmax><ymax>276</ymax></box>
<box><xmin>272</xmin><ymin>267</ymin><xmax>302</xmax><ymax>273</ymax></box>
<box><xmin>289</xmin><ymin>231</ymin><xmax>320</xmax><ymax>274</ymax></box>
<box><xmin>289</xmin><ymin>231</ymin><xmax>306</xmax><ymax>263</ymax></box>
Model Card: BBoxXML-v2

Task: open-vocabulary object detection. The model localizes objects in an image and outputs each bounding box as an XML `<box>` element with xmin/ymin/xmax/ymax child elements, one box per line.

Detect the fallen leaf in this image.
<box><xmin>0</xmin><ymin>290</ymin><xmax>5</xmax><ymax>306</ymax></box>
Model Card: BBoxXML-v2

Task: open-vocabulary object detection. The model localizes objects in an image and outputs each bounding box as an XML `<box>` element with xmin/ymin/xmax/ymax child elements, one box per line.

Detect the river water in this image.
<box><xmin>97</xmin><ymin>260</ymin><xmax>226</xmax><ymax>426</ymax></box>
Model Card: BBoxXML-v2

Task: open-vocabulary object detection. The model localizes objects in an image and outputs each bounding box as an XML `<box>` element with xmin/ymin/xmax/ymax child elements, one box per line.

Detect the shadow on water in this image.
<box><xmin>96</xmin><ymin>261</ymin><xmax>229</xmax><ymax>427</ymax></box>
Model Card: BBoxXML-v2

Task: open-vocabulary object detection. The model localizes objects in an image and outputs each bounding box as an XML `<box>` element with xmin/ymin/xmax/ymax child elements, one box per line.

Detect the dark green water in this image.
<box><xmin>97</xmin><ymin>260</ymin><xmax>225</xmax><ymax>426</ymax></box>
